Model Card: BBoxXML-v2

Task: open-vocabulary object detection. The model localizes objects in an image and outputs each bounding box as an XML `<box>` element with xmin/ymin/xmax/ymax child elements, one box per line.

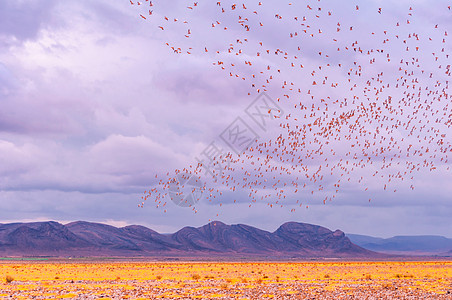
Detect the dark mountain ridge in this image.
<box><xmin>0</xmin><ymin>220</ymin><xmax>378</xmax><ymax>258</ymax></box>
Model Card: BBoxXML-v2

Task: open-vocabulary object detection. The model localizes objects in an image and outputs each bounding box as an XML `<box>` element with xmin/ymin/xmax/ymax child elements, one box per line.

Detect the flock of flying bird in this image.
<box><xmin>130</xmin><ymin>0</ymin><xmax>451</xmax><ymax>214</ymax></box>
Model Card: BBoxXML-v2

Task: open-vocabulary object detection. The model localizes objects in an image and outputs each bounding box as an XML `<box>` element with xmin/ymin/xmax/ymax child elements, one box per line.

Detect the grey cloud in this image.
<box><xmin>0</xmin><ymin>0</ymin><xmax>58</xmax><ymax>41</ymax></box>
<box><xmin>0</xmin><ymin>0</ymin><xmax>450</xmax><ymax>238</ymax></box>
<box><xmin>0</xmin><ymin>63</ymin><xmax>17</xmax><ymax>97</ymax></box>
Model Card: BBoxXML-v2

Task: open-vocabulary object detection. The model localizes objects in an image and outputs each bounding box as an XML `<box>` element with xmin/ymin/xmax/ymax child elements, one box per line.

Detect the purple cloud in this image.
<box><xmin>0</xmin><ymin>0</ymin><xmax>450</xmax><ymax>238</ymax></box>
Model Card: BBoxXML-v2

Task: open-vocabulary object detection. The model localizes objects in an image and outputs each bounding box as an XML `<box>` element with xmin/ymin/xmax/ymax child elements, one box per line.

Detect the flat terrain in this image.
<box><xmin>1</xmin><ymin>261</ymin><xmax>451</xmax><ymax>299</ymax></box>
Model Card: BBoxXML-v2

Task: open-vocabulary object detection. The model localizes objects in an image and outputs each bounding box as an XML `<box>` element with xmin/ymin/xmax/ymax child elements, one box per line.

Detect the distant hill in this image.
<box><xmin>0</xmin><ymin>221</ymin><xmax>379</xmax><ymax>258</ymax></box>
<box><xmin>347</xmin><ymin>234</ymin><xmax>452</xmax><ymax>255</ymax></box>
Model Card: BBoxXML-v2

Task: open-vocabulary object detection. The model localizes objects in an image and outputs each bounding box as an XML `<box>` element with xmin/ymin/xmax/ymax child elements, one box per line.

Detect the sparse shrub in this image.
<box><xmin>365</xmin><ymin>274</ymin><xmax>372</xmax><ymax>280</ymax></box>
<box><xmin>241</xmin><ymin>277</ymin><xmax>248</xmax><ymax>283</ymax></box>
<box><xmin>275</xmin><ymin>276</ymin><xmax>280</xmax><ymax>282</ymax></box>
<box><xmin>256</xmin><ymin>278</ymin><xmax>263</xmax><ymax>284</ymax></box>
<box><xmin>5</xmin><ymin>275</ymin><xmax>14</xmax><ymax>283</ymax></box>
<box><xmin>54</xmin><ymin>276</ymin><xmax>60</xmax><ymax>280</ymax></box>
<box><xmin>115</xmin><ymin>276</ymin><xmax>120</xmax><ymax>280</ymax></box>
<box><xmin>324</xmin><ymin>274</ymin><xmax>330</xmax><ymax>279</ymax></box>
<box><xmin>191</xmin><ymin>274</ymin><xmax>200</xmax><ymax>280</ymax></box>
<box><xmin>382</xmin><ymin>283</ymin><xmax>393</xmax><ymax>289</ymax></box>
<box><xmin>220</xmin><ymin>283</ymin><xmax>228</xmax><ymax>289</ymax></box>
<box><xmin>156</xmin><ymin>275</ymin><xmax>162</xmax><ymax>280</ymax></box>
<box><xmin>225</xmin><ymin>278</ymin><xmax>232</xmax><ymax>283</ymax></box>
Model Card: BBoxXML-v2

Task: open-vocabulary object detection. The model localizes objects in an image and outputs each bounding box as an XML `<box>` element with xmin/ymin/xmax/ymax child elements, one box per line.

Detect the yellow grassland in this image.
<box><xmin>0</xmin><ymin>261</ymin><xmax>451</xmax><ymax>299</ymax></box>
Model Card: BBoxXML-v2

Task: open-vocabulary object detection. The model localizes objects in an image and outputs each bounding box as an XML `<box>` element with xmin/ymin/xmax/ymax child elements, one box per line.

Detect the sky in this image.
<box><xmin>0</xmin><ymin>0</ymin><xmax>451</xmax><ymax>238</ymax></box>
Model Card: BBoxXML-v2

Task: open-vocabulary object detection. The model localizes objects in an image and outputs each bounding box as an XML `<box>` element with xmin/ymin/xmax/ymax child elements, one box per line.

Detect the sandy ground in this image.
<box><xmin>0</xmin><ymin>261</ymin><xmax>451</xmax><ymax>299</ymax></box>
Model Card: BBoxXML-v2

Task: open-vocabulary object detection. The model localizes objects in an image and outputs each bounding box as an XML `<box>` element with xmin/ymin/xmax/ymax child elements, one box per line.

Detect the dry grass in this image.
<box><xmin>4</xmin><ymin>275</ymin><xmax>14</xmax><ymax>283</ymax></box>
<box><xmin>0</xmin><ymin>261</ymin><xmax>450</xmax><ymax>298</ymax></box>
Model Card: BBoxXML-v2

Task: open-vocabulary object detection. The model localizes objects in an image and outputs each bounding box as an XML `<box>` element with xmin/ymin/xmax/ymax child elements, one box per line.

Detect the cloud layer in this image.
<box><xmin>0</xmin><ymin>0</ymin><xmax>451</xmax><ymax>237</ymax></box>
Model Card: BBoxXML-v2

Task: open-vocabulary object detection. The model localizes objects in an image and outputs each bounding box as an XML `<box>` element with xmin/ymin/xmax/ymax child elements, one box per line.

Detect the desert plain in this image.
<box><xmin>0</xmin><ymin>260</ymin><xmax>451</xmax><ymax>299</ymax></box>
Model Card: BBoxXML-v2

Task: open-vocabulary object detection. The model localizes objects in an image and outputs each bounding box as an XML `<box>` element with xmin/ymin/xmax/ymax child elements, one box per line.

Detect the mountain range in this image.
<box><xmin>347</xmin><ymin>233</ymin><xmax>452</xmax><ymax>256</ymax></box>
<box><xmin>0</xmin><ymin>221</ymin><xmax>377</xmax><ymax>258</ymax></box>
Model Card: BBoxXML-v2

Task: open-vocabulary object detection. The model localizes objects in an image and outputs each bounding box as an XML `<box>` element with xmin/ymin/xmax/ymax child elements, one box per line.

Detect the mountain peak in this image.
<box><xmin>333</xmin><ymin>229</ymin><xmax>345</xmax><ymax>237</ymax></box>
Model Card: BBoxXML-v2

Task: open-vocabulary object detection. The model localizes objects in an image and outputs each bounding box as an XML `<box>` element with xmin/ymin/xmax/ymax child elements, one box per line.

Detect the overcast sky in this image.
<box><xmin>0</xmin><ymin>0</ymin><xmax>451</xmax><ymax>238</ymax></box>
